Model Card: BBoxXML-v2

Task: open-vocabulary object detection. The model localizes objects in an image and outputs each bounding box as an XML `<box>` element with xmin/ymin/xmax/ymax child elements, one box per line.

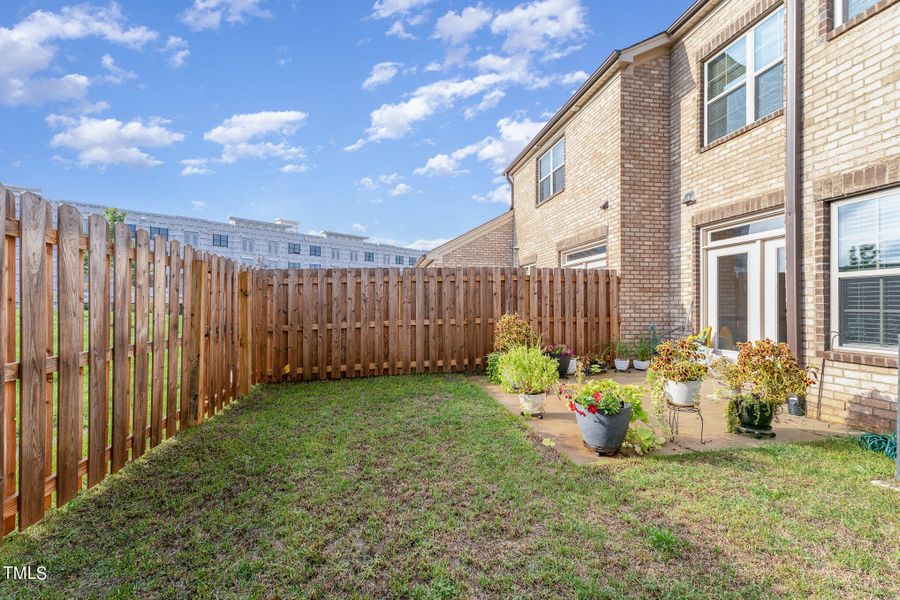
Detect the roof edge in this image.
<box><xmin>417</xmin><ymin>210</ymin><xmax>513</xmax><ymax>266</ymax></box>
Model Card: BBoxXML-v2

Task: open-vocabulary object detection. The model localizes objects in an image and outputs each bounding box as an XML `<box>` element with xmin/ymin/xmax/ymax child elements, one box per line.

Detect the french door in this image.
<box><xmin>703</xmin><ymin>214</ymin><xmax>786</xmax><ymax>355</ymax></box>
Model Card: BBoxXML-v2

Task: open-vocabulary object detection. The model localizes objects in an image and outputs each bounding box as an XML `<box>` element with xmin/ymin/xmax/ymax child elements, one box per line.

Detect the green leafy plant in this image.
<box><xmin>486</xmin><ymin>352</ymin><xmax>503</xmax><ymax>385</ymax></box>
<box><xmin>494</xmin><ymin>313</ymin><xmax>540</xmax><ymax>353</ymax></box>
<box><xmin>737</xmin><ymin>339</ymin><xmax>814</xmax><ymax>405</ymax></box>
<box><xmin>635</xmin><ymin>337</ymin><xmax>652</xmax><ymax>361</ymax></box>
<box><xmin>646</xmin><ymin>368</ymin><xmax>670</xmax><ymax>437</ymax></box>
<box><xmin>649</xmin><ymin>338</ymin><xmax>707</xmax><ymax>383</ymax></box>
<box><xmin>613</xmin><ymin>340</ymin><xmax>632</xmax><ymax>359</ymax></box>
<box><xmin>725</xmin><ymin>393</ymin><xmax>774</xmax><ymax>433</ymax></box>
<box><xmin>497</xmin><ymin>345</ymin><xmax>558</xmax><ymax>395</ymax></box>
<box><xmin>564</xmin><ymin>379</ymin><xmax>658</xmax><ymax>454</ymax></box>
<box><xmin>711</xmin><ymin>357</ymin><xmax>746</xmax><ymax>392</ymax></box>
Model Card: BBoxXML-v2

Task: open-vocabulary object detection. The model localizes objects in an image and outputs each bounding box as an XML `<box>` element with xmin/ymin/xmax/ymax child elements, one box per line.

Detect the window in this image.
<box><xmin>332</xmin><ymin>248</ymin><xmax>341</xmax><ymax>260</ymax></box>
<box><xmin>268</xmin><ymin>241</ymin><xmax>279</xmax><ymax>254</ymax></box>
<box><xmin>705</xmin><ymin>8</ymin><xmax>784</xmax><ymax>145</ymax></box>
<box><xmin>831</xmin><ymin>190</ymin><xmax>900</xmax><ymax>351</ymax></box>
<box><xmin>395</xmin><ymin>255</ymin><xmax>404</xmax><ymax>265</ymax></box>
<box><xmin>288</xmin><ymin>243</ymin><xmax>301</xmax><ymax>254</ymax></box>
<box><xmin>309</xmin><ymin>263</ymin><xmax>321</xmax><ymax>269</ymax></box>
<box><xmin>364</xmin><ymin>252</ymin><xmax>375</xmax><ymax>262</ymax></box>
<box><xmin>149</xmin><ymin>226</ymin><xmax>169</xmax><ymax>240</ymax></box>
<box><xmin>835</xmin><ymin>0</ymin><xmax>879</xmax><ymax>25</ymax></box>
<box><xmin>538</xmin><ymin>138</ymin><xmax>565</xmax><ymax>203</ymax></box>
<box><xmin>288</xmin><ymin>262</ymin><xmax>302</xmax><ymax>269</ymax></box>
<box><xmin>127</xmin><ymin>224</ymin><xmax>137</xmax><ymax>235</ymax></box>
<box><xmin>521</xmin><ymin>263</ymin><xmax>536</xmax><ymax>275</ymax></box>
<box><xmin>562</xmin><ymin>243</ymin><xmax>607</xmax><ymax>269</ymax></box>
<box><xmin>242</xmin><ymin>238</ymin><xmax>255</xmax><ymax>252</ymax></box>
<box><xmin>408</xmin><ymin>257</ymin><xmax>416</xmax><ymax>266</ymax></box>
<box><xmin>349</xmin><ymin>251</ymin><xmax>358</xmax><ymax>262</ymax></box>
<box><xmin>184</xmin><ymin>231</ymin><xmax>199</xmax><ymax>247</ymax></box>
<box><xmin>383</xmin><ymin>255</ymin><xmax>390</xmax><ymax>265</ymax></box>
<box><xmin>309</xmin><ymin>245</ymin><xmax>321</xmax><ymax>256</ymax></box>
<box><xmin>212</xmin><ymin>234</ymin><xmax>228</xmax><ymax>248</ymax></box>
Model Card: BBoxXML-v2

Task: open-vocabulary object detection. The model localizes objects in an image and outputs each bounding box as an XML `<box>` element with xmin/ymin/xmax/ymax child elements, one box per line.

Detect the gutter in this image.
<box><xmin>785</xmin><ymin>0</ymin><xmax>802</xmax><ymax>355</ymax></box>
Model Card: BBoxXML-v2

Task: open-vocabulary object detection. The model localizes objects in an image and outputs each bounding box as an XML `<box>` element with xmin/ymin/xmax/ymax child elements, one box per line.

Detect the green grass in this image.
<box><xmin>0</xmin><ymin>375</ymin><xmax>897</xmax><ymax>598</ymax></box>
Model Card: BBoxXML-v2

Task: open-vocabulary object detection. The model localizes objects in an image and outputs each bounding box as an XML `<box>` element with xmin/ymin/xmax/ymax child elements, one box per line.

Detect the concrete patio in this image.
<box><xmin>476</xmin><ymin>370</ymin><xmax>860</xmax><ymax>465</ymax></box>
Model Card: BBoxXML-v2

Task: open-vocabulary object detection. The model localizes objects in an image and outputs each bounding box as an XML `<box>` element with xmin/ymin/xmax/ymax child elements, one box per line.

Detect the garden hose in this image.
<box><xmin>858</xmin><ymin>432</ymin><xmax>897</xmax><ymax>461</ymax></box>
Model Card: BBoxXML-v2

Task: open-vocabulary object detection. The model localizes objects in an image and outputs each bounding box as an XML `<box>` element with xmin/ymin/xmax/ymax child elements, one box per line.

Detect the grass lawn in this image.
<box><xmin>0</xmin><ymin>375</ymin><xmax>896</xmax><ymax>598</ymax></box>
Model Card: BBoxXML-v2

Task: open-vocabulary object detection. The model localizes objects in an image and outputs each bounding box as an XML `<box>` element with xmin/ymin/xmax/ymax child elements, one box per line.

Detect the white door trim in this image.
<box><xmin>707</xmin><ymin>243</ymin><xmax>759</xmax><ymax>355</ymax></box>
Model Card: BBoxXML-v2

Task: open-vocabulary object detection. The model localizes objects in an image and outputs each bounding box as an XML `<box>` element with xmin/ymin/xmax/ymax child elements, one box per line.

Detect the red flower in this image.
<box><xmin>587</xmin><ymin>404</ymin><xmax>598</xmax><ymax>414</ymax></box>
<box><xmin>592</xmin><ymin>391</ymin><xmax>601</xmax><ymax>401</ymax></box>
<box><xmin>568</xmin><ymin>401</ymin><xmax>576</xmax><ymax>412</ymax></box>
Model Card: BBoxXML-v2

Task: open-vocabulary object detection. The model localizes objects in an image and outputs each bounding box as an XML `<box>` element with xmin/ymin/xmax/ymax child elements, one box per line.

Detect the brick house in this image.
<box><xmin>417</xmin><ymin>211</ymin><xmax>515</xmax><ymax>268</ymax></box>
<box><xmin>444</xmin><ymin>0</ymin><xmax>898</xmax><ymax>431</ymax></box>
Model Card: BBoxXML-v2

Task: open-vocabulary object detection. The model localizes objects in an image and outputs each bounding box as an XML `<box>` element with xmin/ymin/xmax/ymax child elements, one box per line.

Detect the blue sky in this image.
<box><xmin>0</xmin><ymin>0</ymin><xmax>684</xmax><ymax>249</ymax></box>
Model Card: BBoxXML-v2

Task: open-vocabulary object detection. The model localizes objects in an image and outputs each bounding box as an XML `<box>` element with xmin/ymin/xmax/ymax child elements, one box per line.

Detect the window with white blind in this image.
<box><xmin>835</xmin><ymin>0</ymin><xmax>879</xmax><ymax>25</ymax></box>
<box><xmin>831</xmin><ymin>190</ymin><xmax>900</xmax><ymax>351</ymax></box>
<box><xmin>537</xmin><ymin>138</ymin><xmax>565</xmax><ymax>203</ymax></box>
<box><xmin>704</xmin><ymin>8</ymin><xmax>784</xmax><ymax>145</ymax></box>
<box><xmin>562</xmin><ymin>243</ymin><xmax>607</xmax><ymax>269</ymax></box>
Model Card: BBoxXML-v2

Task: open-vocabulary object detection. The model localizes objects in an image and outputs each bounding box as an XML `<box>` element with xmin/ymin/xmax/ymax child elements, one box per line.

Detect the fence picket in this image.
<box><xmin>167</xmin><ymin>241</ymin><xmax>181</xmax><ymax>437</ymax></box>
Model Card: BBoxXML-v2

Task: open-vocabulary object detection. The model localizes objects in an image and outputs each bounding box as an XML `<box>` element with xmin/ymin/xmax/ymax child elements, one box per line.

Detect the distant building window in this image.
<box><xmin>408</xmin><ymin>257</ymin><xmax>416</xmax><ymax>266</ymax></box>
<box><xmin>364</xmin><ymin>252</ymin><xmax>374</xmax><ymax>262</ymax></box>
<box><xmin>242</xmin><ymin>238</ymin><xmax>255</xmax><ymax>252</ymax></box>
<box><xmin>395</xmin><ymin>255</ymin><xmax>404</xmax><ymax>265</ymax></box>
<box><xmin>349</xmin><ymin>251</ymin><xmax>358</xmax><ymax>261</ymax></box>
<box><xmin>704</xmin><ymin>8</ymin><xmax>784</xmax><ymax>145</ymax></box>
<box><xmin>184</xmin><ymin>231</ymin><xmax>199</xmax><ymax>247</ymax></box>
<box><xmin>538</xmin><ymin>138</ymin><xmax>565</xmax><ymax>203</ymax></box>
<box><xmin>288</xmin><ymin>261</ymin><xmax>302</xmax><ymax>269</ymax></box>
<box><xmin>212</xmin><ymin>234</ymin><xmax>229</xmax><ymax>248</ymax></box>
<box><xmin>149</xmin><ymin>226</ymin><xmax>169</xmax><ymax>240</ymax></box>
<box><xmin>127</xmin><ymin>224</ymin><xmax>137</xmax><ymax>235</ymax></box>
<box><xmin>835</xmin><ymin>0</ymin><xmax>878</xmax><ymax>24</ymax></box>
<box><xmin>383</xmin><ymin>255</ymin><xmax>390</xmax><ymax>265</ymax></box>
<box><xmin>268</xmin><ymin>241</ymin><xmax>279</xmax><ymax>254</ymax></box>
<box><xmin>331</xmin><ymin>248</ymin><xmax>340</xmax><ymax>260</ymax></box>
<box><xmin>309</xmin><ymin>245</ymin><xmax>321</xmax><ymax>256</ymax></box>
<box><xmin>288</xmin><ymin>243</ymin><xmax>302</xmax><ymax>254</ymax></box>
<box><xmin>309</xmin><ymin>263</ymin><xmax>321</xmax><ymax>269</ymax></box>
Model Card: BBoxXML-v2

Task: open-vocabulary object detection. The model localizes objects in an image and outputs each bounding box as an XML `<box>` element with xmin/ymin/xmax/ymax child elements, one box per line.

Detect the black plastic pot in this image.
<box><xmin>737</xmin><ymin>398</ymin><xmax>775</xmax><ymax>429</ymax></box>
<box><xmin>554</xmin><ymin>354</ymin><xmax>572</xmax><ymax>378</ymax></box>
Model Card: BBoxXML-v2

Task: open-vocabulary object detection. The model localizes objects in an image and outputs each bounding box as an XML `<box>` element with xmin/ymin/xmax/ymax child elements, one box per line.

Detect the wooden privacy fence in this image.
<box><xmin>0</xmin><ymin>185</ymin><xmax>620</xmax><ymax>538</ymax></box>
<box><xmin>250</xmin><ymin>266</ymin><xmax>619</xmax><ymax>382</ymax></box>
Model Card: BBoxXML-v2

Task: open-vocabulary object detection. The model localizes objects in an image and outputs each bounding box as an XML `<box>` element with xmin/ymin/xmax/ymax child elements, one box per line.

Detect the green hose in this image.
<box><xmin>858</xmin><ymin>432</ymin><xmax>897</xmax><ymax>461</ymax></box>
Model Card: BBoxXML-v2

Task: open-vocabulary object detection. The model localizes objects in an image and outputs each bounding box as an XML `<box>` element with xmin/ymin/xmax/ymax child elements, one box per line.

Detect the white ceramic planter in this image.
<box><xmin>567</xmin><ymin>359</ymin><xmax>578</xmax><ymax>376</ymax></box>
<box><xmin>518</xmin><ymin>393</ymin><xmax>546</xmax><ymax>416</ymax></box>
<box><xmin>614</xmin><ymin>358</ymin><xmax>630</xmax><ymax>371</ymax></box>
<box><xmin>632</xmin><ymin>359</ymin><xmax>650</xmax><ymax>371</ymax></box>
<box><xmin>665</xmin><ymin>379</ymin><xmax>701</xmax><ymax>406</ymax></box>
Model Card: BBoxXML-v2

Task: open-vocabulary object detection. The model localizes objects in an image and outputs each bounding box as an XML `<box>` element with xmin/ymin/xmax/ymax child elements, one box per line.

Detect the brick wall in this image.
<box><xmin>427</xmin><ymin>215</ymin><xmax>515</xmax><ymax>267</ymax></box>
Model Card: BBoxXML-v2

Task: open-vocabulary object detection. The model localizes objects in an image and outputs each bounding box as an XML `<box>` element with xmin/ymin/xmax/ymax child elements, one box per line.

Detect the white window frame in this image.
<box><xmin>703</xmin><ymin>8</ymin><xmax>784</xmax><ymax>145</ymax></box>
<box><xmin>562</xmin><ymin>242</ymin><xmax>607</xmax><ymax>269</ymax></box>
<box><xmin>537</xmin><ymin>137</ymin><xmax>565</xmax><ymax>203</ymax></box>
<box><xmin>242</xmin><ymin>238</ymin><xmax>255</xmax><ymax>253</ymax></box>
<box><xmin>834</xmin><ymin>0</ymin><xmax>878</xmax><ymax>25</ymax></box>
<box><xmin>829</xmin><ymin>189</ymin><xmax>900</xmax><ymax>354</ymax></box>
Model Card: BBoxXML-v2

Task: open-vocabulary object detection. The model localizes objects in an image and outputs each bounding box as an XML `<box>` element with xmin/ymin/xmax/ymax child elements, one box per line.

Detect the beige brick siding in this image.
<box><xmin>426</xmin><ymin>216</ymin><xmax>515</xmax><ymax>268</ymax></box>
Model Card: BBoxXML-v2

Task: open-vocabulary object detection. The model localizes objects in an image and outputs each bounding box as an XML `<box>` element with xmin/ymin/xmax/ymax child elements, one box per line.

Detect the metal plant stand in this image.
<box><xmin>666</xmin><ymin>400</ymin><xmax>706</xmax><ymax>444</ymax></box>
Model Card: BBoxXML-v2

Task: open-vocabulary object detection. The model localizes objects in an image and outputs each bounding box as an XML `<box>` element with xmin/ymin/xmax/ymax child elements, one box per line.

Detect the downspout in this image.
<box><xmin>785</xmin><ymin>0</ymin><xmax>802</xmax><ymax>356</ymax></box>
<box><xmin>506</xmin><ymin>173</ymin><xmax>517</xmax><ymax>267</ymax></box>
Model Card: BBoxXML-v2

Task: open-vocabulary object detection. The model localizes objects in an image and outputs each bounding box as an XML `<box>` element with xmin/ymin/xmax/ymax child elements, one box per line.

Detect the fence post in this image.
<box><xmin>238</xmin><ymin>270</ymin><xmax>251</xmax><ymax>395</ymax></box>
<box><xmin>185</xmin><ymin>259</ymin><xmax>208</xmax><ymax>426</ymax></box>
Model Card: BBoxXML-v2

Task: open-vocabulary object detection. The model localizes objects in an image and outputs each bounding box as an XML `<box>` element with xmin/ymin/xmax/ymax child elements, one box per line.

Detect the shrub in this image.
<box><xmin>635</xmin><ymin>337</ymin><xmax>652</xmax><ymax>361</ymax></box>
<box><xmin>736</xmin><ymin>339</ymin><xmax>814</xmax><ymax>404</ymax></box>
<box><xmin>649</xmin><ymin>338</ymin><xmax>707</xmax><ymax>382</ymax></box>
<box><xmin>486</xmin><ymin>352</ymin><xmax>503</xmax><ymax>384</ymax></box>
<box><xmin>543</xmin><ymin>343</ymin><xmax>574</xmax><ymax>357</ymax></box>
<box><xmin>494</xmin><ymin>313</ymin><xmax>540</xmax><ymax>353</ymax></box>
<box><xmin>497</xmin><ymin>345</ymin><xmax>558</xmax><ymax>395</ymax></box>
<box><xmin>711</xmin><ymin>357</ymin><xmax>746</xmax><ymax>391</ymax></box>
<box><xmin>612</xmin><ymin>340</ymin><xmax>632</xmax><ymax>359</ymax></box>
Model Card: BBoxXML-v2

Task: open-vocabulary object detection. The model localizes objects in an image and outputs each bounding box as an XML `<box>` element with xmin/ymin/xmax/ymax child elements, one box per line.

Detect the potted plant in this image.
<box><xmin>612</xmin><ymin>340</ymin><xmax>631</xmax><ymax>372</ymax></box>
<box><xmin>650</xmin><ymin>338</ymin><xmax>708</xmax><ymax>406</ymax></box>
<box><xmin>567</xmin><ymin>355</ymin><xmax>579</xmax><ymax>376</ymax></box>
<box><xmin>544</xmin><ymin>343</ymin><xmax>574</xmax><ymax>378</ymax></box>
<box><xmin>564</xmin><ymin>379</ymin><xmax>648</xmax><ymax>455</ymax></box>
<box><xmin>498</xmin><ymin>345</ymin><xmax>559</xmax><ymax>417</ymax></box>
<box><xmin>584</xmin><ymin>353</ymin><xmax>607</xmax><ymax>375</ymax></box>
<box><xmin>494</xmin><ymin>313</ymin><xmax>541</xmax><ymax>352</ymax></box>
<box><xmin>710</xmin><ymin>357</ymin><xmax>745</xmax><ymax>396</ymax></box>
<box><xmin>688</xmin><ymin>326</ymin><xmax>713</xmax><ymax>365</ymax></box>
<box><xmin>633</xmin><ymin>337</ymin><xmax>652</xmax><ymax>371</ymax></box>
<box><xmin>725</xmin><ymin>339</ymin><xmax>815</xmax><ymax>433</ymax></box>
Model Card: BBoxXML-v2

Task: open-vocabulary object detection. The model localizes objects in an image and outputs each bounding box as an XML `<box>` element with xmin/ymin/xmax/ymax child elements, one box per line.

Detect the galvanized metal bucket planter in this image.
<box><xmin>574</xmin><ymin>403</ymin><xmax>632</xmax><ymax>455</ymax></box>
<box><xmin>518</xmin><ymin>393</ymin><xmax>547</xmax><ymax>417</ymax></box>
<box><xmin>664</xmin><ymin>380</ymin><xmax>701</xmax><ymax>406</ymax></box>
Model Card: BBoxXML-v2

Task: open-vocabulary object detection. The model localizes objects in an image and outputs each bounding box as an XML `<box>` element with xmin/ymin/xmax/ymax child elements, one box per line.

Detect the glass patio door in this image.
<box><xmin>708</xmin><ymin>243</ymin><xmax>759</xmax><ymax>353</ymax></box>
<box><xmin>764</xmin><ymin>239</ymin><xmax>787</xmax><ymax>343</ymax></box>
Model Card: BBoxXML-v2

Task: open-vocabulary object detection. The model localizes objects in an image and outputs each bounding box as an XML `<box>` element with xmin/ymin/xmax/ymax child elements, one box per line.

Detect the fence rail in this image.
<box><xmin>0</xmin><ymin>185</ymin><xmax>620</xmax><ymax>538</ymax></box>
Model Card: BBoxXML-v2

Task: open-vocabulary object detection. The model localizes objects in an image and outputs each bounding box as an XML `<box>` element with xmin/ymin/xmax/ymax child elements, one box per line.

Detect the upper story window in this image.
<box><xmin>562</xmin><ymin>243</ymin><xmax>607</xmax><ymax>269</ymax></box>
<box><xmin>538</xmin><ymin>138</ymin><xmax>565</xmax><ymax>203</ymax></box>
<box><xmin>350</xmin><ymin>251</ymin><xmax>358</xmax><ymax>261</ymax></box>
<box><xmin>127</xmin><ymin>224</ymin><xmax>137</xmax><ymax>235</ymax></box>
<box><xmin>309</xmin><ymin>263</ymin><xmax>321</xmax><ymax>269</ymax></box>
<box><xmin>705</xmin><ymin>8</ymin><xmax>784</xmax><ymax>145</ymax></box>
<box><xmin>184</xmin><ymin>231</ymin><xmax>199</xmax><ymax>247</ymax></box>
<box><xmin>287</xmin><ymin>243</ymin><xmax>301</xmax><ymax>254</ymax></box>
<box><xmin>149</xmin><ymin>227</ymin><xmax>169</xmax><ymax>240</ymax></box>
<box><xmin>288</xmin><ymin>261</ymin><xmax>302</xmax><ymax>269</ymax></box>
<box><xmin>212</xmin><ymin>234</ymin><xmax>229</xmax><ymax>248</ymax></box>
<box><xmin>242</xmin><ymin>238</ymin><xmax>255</xmax><ymax>252</ymax></box>
<box><xmin>364</xmin><ymin>252</ymin><xmax>375</xmax><ymax>262</ymax></box>
<box><xmin>309</xmin><ymin>245</ymin><xmax>321</xmax><ymax>257</ymax></box>
<box><xmin>332</xmin><ymin>248</ymin><xmax>341</xmax><ymax>260</ymax></box>
<box><xmin>268</xmin><ymin>241</ymin><xmax>279</xmax><ymax>254</ymax></box>
<box><xmin>383</xmin><ymin>255</ymin><xmax>391</xmax><ymax>265</ymax></box>
<box><xmin>835</xmin><ymin>0</ymin><xmax>879</xmax><ymax>25</ymax></box>
<box><xmin>408</xmin><ymin>257</ymin><xmax>416</xmax><ymax>266</ymax></box>
<box><xmin>831</xmin><ymin>190</ymin><xmax>900</xmax><ymax>351</ymax></box>
<box><xmin>395</xmin><ymin>255</ymin><xmax>404</xmax><ymax>265</ymax></box>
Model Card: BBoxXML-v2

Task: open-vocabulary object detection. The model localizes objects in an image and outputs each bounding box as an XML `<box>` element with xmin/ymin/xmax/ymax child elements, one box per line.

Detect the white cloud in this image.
<box><xmin>47</xmin><ymin>114</ymin><xmax>184</xmax><ymax>168</ymax></box>
<box><xmin>182</xmin><ymin>0</ymin><xmax>271</xmax><ymax>31</ymax></box>
<box><xmin>433</xmin><ymin>6</ymin><xmax>492</xmax><ymax>44</ymax></box>
<box><xmin>279</xmin><ymin>163</ymin><xmax>309</xmax><ymax>174</ymax></box>
<box><xmin>163</xmin><ymin>36</ymin><xmax>190</xmax><ymax>68</ymax></box>
<box><xmin>191</xmin><ymin>200</ymin><xmax>209</xmax><ymax>210</ymax></box>
<box><xmin>379</xmin><ymin>173</ymin><xmax>403</xmax><ymax>185</ymax></box>
<box><xmin>558</xmin><ymin>70</ymin><xmax>588</xmax><ymax>86</ymax></box>
<box><xmin>409</xmin><ymin>238</ymin><xmax>448</xmax><ymax>250</ymax></box>
<box><xmin>352</xmin><ymin>223</ymin><xmax>367</xmax><ymax>232</ymax></box>
<box><xmin>0</xmin><ymin>3</ymin><xmax>157</xmax><ymax>106</ymax></box>
<box><xmin>386</xmin><ymin>20</ymin><xmax>415</xmax><ymax>39</ymax></box>
<box><xmin>413</xmin><ymin>142</ymin><xmax>479</xmax><ymax>176</ymax></box>
<box><xmin>180</xmin><ymin>158</ymin><xmax>213</xmax><ymax>176</ymax></box>
<box><xmin>357</xmin><ymin>176</ymin><xmax>378</xmax><ymax>190</ymax></box>
<box><xmin>463</xmin><ymin>89</ymin><xmax>505</xmax><ymax>119</ymax></box>
<box><xmin>363</xmin><ymin>62</ymin><xmax>401</xmax><ymax>90</ymax></box>
<box><xmin>372</xmin><ymin>0</ymin><xmax>434</xmax><ymax>19</ymax></box>
<box><xmin>200</xmin><ymin>110</ymin><xmax>310</xmax><ymax>169</ymax></box>
<box><xmin>491</xmin><ymin>0</ymin><xmax>587</xmax><ymax>56</ymax></box>
<box><xmin>390</xmin><ymin>183</ymin><xmax>412</xmax><ymax>196</ymax></box>
<box><xmin>99</xmin><ymin>54</ymin><xmax>136</xmax><ymax>85</ymax></box>
<box><xmin>472</xmin><ymin>184</ymin><xmax>510</xmax><ymax>205</ymax></box>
